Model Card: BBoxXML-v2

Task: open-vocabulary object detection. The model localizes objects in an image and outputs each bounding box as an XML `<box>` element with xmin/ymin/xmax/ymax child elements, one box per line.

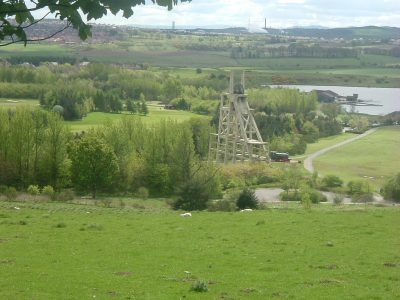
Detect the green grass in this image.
<box><xmin>305</xmin><ymin>133</ymin><xmax>355</xmax><ymax>156</ymax></box>
<box><xmin>0</xmin><ymin>43</ymin><xmax>71</xmax><ymax>57</ymax></box>
<box><xmin>314</xmin><ymin>126</ymin><xmax>400</xmax><ymax>188</ymax></box>
<box><xmin>293</xmin><ymin>133</ymin><xmax>355</xmax><ymax>161</ymax></box>
<box><xmin>65</xmin><ymin>106</ymin><xmax>209</xmax><ymax>131</ymax></box>
<box><xmin>0</xmin><ymin>98</ymin><xmax>39</xmax><ymax>107</ymax></box>
<box><xmin>0</xmin><ymin>201</ymin><xmax>399</xmax><ymax>299</ymax></box>
<box><xmin>1</xmin><ymin>40</ymin><xmax>399</xmax><ymax>87</ymax></box>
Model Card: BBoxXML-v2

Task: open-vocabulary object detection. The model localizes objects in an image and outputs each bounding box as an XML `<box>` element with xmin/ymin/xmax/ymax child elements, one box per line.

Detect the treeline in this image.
<box><xmin>5</xmin><ymin>56</ymin><xmax>79</xmax><ymax>66</ymax></box>
<box><xmin>230</xmin><ymin>44</ymin><xmax>358</xmax><ymax>59</ymax></box>
<box><xmin>363</xmin><ymin>46</ymin><xmax>400</xmax><ymax>58</ymax></box>
<box><xmin>246</xmin><ymin>88</ymin><xmax>342</xmax><ymax>155</ymax></box>
<box><xmin>0</xmin><ymin>108</ymin><xmax>219</xmax><ymax>205</ymax></box>
<box><xmin>0</xmin><ymin>63</ymin><xmax>227</xmax><ymax>120</ymax></box>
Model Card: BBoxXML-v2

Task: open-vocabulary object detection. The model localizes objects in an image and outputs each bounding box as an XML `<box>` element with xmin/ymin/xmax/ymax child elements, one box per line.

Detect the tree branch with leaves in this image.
<box><xmin>0</xmin><ymin>0</ymin><xmax>190</xmax><ymax>46</ymax></box>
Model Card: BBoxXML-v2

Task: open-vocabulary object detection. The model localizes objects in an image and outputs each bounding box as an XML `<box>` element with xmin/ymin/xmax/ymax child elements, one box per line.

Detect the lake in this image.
<box><xmin>269</xmin><ymin>85</ymin><xmax>400</xmax><ymax>115</ymax></box>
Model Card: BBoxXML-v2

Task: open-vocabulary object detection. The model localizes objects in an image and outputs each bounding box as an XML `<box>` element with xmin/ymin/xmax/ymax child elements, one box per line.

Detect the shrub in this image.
<box><xmin>27</xmin><ymin>185</ymin><xmax>40</xmax><ymax>196</ymax></box>
<box><xmin>42</xmin><ymin>185</ymin><xmax>55</xmax><ymax>200</ymax></box>
<box><xmin>208</xmin><ymin>199</ymin><xmax>237</xmax><ymax>212</ymax></box>
<box><xmin>5</xmin><ymin>187</ymin><xmax>17</xmax><ymax>200</ymax></box>
<box><xmin>301</xmin><ymin>192</ymin><xmax>312</xmax><ymax>210</ymax></box>
<box><xmin>383</xmin><ymin>173</ymin><xmax>400</xmax><ymax>202</ymax></box>
<box><xmin>309</xmin><ymin>190</ymin><xmax>327</xmax><ymax>203</ymax></box>
<box><xmin>173</xmin><ymin>179</ymin><xmax>210</xmax><ymax>211</ymax></box>
<box><xmin>190</xmin><ymin>280</ymin><xmax>208</xmax><ymax>293</ymax></box>
<box><xmin>322</xmin><ymin>175</ymin><xmax>343</xmax><ymax>188</ymax></box>
<box><xmin>137</xmin><ymin>187</ymin><xmax>149</xmax><ymax>199</ymax></box>
<box><xmin>333</xmin><ymin>194</ymin><xmax>344</xmax><ymax>205</ymax></box>
<box><xmin>352</xmin><ymin>192</ymin><xmax>374</xmax><ymax>203</ymax></box>
<box><xmin>280</xmin><ymin>191</ymin><xmax>302</xmax><ymax>201</ymax></box>
<box><xmin>348</xmin><ymin>180</ymin><xmax>370</xmax><ymax>196</ymax></box>
<box><xmin>237</xmin><ymin>188</ymin><xmax>259</xmax><ymax>210</ymax></box>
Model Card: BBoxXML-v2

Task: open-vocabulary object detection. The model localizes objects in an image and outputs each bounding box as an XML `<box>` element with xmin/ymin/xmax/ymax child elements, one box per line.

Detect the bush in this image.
<box><xmin>383</xmin><ymin>173</ymin><xmax>400</xmax><ymax>202</ymax></box>
<box><xmin>5</xmin><ymin>187</ymin><xmax>17</xmax><ymax>200</ymax></box>
<box><xmin>348</xmin><ymin>180</ymin><xmax>370</xmax><ymax>196</ymax></box>
<box><xmin>173</xmin><ymin>179</ymin><xmax>210</xmax><ymax>211</ymax></box>
<box><xmin>322</xmin><ymin>175</ymin><xmax>343</xmax><ymax>188</ymax></box>
<box><xmin>281</xmin><ymin>189</ymin><xmax>325</xmax><ymax>203</ymax></box>
<box><xmin>208</xmin><ymin>199</ymin><xmax>237</xmax><ymax>212</ymax></box>
<box><xmin>42</xmin><ymin>185</ymin><xmax>55</xmax><ymax>200</ymax></box>
<box><xmin>352</xmin><ymin>192</ymin><xmax>374</xmax><ymax>203</ymax></box>
<box><xmin>302</xmin><ymin>192</ymin><xmax>312</xmax><ymax>210</ymax></box>
<box><xmin>237</xmin><ymin>188</ymin><xmax>259</xmax><ymax>210</ymax></box>
<box><xmin>333</xmin><ymin>194</ymin><xmax>344</xmax><ymax>205</ymax></box>
<box><xmin>190</xmin><ymin>280</ymin><xmax>208</xmax><ymax>293</ymax></box>
<box><xmin>280</xmin><ymin>191</ymin><xmax>301</xmax><ymax>201</ymax></box>
<box><xmin>309</xmin><ymin>190</ymin><xmax>327</xmax><ymax>203</ymax></box>
<box><xmin>137</xmin><ymin>187</ymin><xmax>149</xmax><ymax>199</ymax></box>
<box><xmin>27</xmin><ymin>185</ymin><xmax>40</xmax><ymax>196</ymax></box>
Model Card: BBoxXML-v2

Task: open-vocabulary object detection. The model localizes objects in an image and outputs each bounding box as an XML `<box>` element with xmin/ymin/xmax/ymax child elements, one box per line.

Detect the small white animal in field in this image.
<box><xmin>240</xmin><ymin>209</ymin><xmax>253</xmax><ymax>212</ymax></box>
<box><xmin>180</xmin><ymin>212</ymin><xmax>192</xmax><ymax>217</ymax></box>
<box><xmin>14</xmin><ymin>207</ymin><xmax>20</xmax><ymax>210</ymax></box>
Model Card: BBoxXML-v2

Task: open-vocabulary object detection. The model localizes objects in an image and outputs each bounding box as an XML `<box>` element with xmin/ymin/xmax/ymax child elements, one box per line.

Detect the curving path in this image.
<box><xmin>304</xmin><ymin>128</ymin><xmax>377</xmax><ymax>173</ymax></box>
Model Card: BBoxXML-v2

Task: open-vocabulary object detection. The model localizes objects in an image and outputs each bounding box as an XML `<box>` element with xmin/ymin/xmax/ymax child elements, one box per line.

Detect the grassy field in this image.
<box><xmin>0</xmin><ymin>43</ymin><xmax>71</xmax><ymax>57</ymax></box>
<box><xmin>1</xmin><ymin>41</ymin><xmax>399</xmax><ymax>87</ymax></box>
<box><xmin>305</xmin><ymin>133</ymin><xmax>355</xmax><ymax>156</ymax></box>
<box><xmin>0</xmin><ymin>201</ymin><xmax>399</xmax><ymax>299</ymax></box>
<box><xmin>0</xmin><ymin>98</ymin><xmax>39</xmax><ymax>107</ymax></box>
<box><xmin>314</xmin><ymin>126</ymin><xmax>400</xmax><ymax>188</ymax></box>
<box><xmin>66</xmin><ymin>106</ymin><xmax>210</xmax><ymax>131</ymax></box>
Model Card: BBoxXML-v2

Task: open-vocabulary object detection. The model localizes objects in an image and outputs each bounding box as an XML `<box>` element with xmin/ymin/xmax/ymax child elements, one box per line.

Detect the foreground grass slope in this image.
<box><xmin>314</xmin><ymin>126</ymin><xmax>400</xmax><ymax>188</ymax></box>
<box><xmin>0</xmin><ymin>202</ymin><xmax>399</xmax><ymax>299</ymax></box>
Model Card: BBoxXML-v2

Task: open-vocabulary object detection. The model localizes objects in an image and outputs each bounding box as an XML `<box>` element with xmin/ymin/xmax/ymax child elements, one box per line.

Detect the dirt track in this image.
<box><xmin>303</xmin><ymin>128</ymin><xmax>377</xmax><ymax>173</ymax></box>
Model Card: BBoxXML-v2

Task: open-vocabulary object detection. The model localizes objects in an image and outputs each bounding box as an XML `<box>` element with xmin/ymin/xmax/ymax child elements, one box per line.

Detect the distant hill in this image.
<box><xmin>17</xmin><ymin>19</ymin><xmax>400</xmax><ymax>41</ymax></box>
<box><xmin>265</xmin><ymin>26</ymin><xmax>400</xmax><ymax>40</ymax></box>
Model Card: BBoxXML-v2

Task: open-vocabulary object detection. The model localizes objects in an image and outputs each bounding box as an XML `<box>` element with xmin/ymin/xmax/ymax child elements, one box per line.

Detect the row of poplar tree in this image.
<box><xmin>0</xmin><ymin>107</ymin><xmax>220</xmax><ymax>205</ymax></box>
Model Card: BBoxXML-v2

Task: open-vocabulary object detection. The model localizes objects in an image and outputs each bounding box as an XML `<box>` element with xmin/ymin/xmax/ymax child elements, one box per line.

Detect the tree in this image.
<box><xmin>68</xmin><ymin>135</ymin><xmax>118</xmax><ymax>198</ymax></box>
<box><xmin>0</xmin><ymin>0</ymin><xmax>190</xmax><ymax>46</ymax></box>
<box><xmin>173</xmin><ymin>177</ymin><xmax>210</xmax><ymax>211</ymax></box>
<box><xmin>162</xmin><ymin>78</ymin><xmax>182</xmax><ymax>101</ymax></box>
<box><xmin>42</xmin><ymin>112</ymin><xmax>70</xmax><ymax>189</ymax></box>
<box><xmin>126</xmin><ymin>99</ymin><xmax>135</xmax><ymax>114</ymax></box>
<box><xmin>281</xmin><ymin>165</ymin><xmax>302</xmax><ymax>197</ymax></box>
<box><xmin>383</xmin><ymin>173</ymin><xmax>400</xmax><ymax>202</ymax></box>
<box><xmin>301</xmin><ymin>121</ymin><xmax>319</xmax><ymax>143</ymax></box>
<box><xmin>140</xmin><ymin>101</ymin><xmax>149</xmax><ymax>115</ymax></box>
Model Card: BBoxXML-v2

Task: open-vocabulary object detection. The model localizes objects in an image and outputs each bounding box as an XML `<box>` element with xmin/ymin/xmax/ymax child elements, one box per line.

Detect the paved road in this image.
<box><xmin>304</xmin><ymin>128</ymin><xmax>377</xmax><ymax>173</ymax></box>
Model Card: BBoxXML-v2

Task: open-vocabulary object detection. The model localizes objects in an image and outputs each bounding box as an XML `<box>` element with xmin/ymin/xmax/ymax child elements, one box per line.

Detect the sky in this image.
<box><xmin>89</xmin><ymin>0</ymin><xmax>400</xmax><ymax>29</ymax></box>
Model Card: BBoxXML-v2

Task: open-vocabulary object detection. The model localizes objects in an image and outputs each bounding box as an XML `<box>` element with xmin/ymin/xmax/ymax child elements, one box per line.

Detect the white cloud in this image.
<box><xmin>278</xmin><ymin>0</ymin><xmax>306</xmax><ymax>4</ymax></box>
<box><xmin>88</xmin><ymin>0</ymin><xmax>400</xmax><ymax>28</ymax></box>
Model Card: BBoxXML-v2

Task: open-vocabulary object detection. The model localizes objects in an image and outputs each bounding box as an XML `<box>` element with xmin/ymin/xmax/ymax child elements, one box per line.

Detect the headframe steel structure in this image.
<box><xmin>209</xmin><ymin>72</ymin><xmax>269</xmax><ymax>163</ymax></box>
